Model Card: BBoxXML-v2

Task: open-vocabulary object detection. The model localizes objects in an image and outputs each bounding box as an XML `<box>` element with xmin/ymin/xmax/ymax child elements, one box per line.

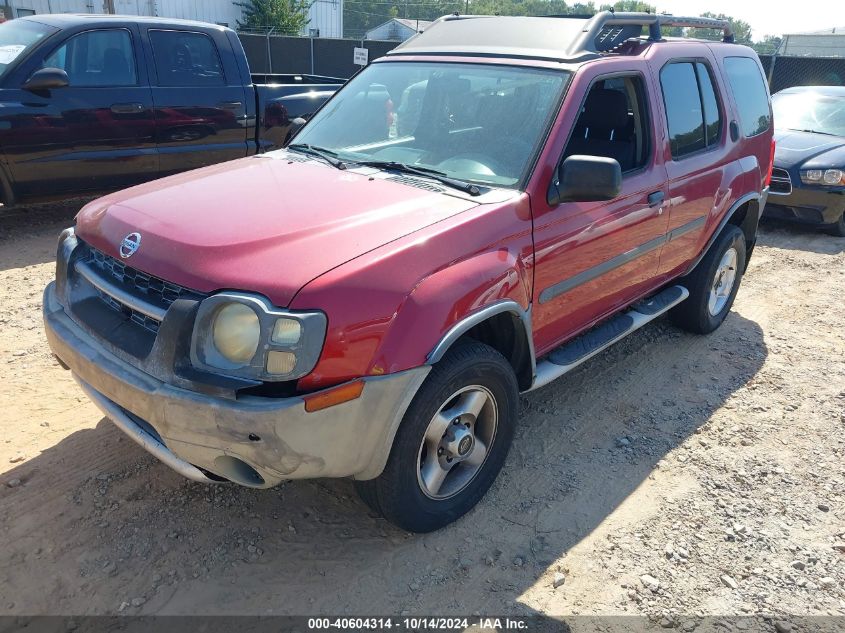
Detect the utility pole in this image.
<box><xmin>104</xmin><ymin>0</ymin><xmax>115</xmax><ymax>14</ymax></box>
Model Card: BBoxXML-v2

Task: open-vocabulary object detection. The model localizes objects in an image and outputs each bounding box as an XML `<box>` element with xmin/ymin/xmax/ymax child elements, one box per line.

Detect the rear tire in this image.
<box><xmin>823</xmin><ymin>212</ymin><xmax>845</xmax><ymax>237</ymax></box>
<box><xmin>355</xmin><ymin>341</ymin><xmax>518</xmax><ymax>533</ymax></box>
<box><xmin>670</xmin><ymin>225</ymin><xmax>746</xmax><ymax>334</ymax></box>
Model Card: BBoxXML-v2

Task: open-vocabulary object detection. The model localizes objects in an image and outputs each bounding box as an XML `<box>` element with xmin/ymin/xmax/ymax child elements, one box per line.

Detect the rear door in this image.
<box><xmin>142</xmin><ymin>27</ymin><xmax>250</xmax><ymax>176</ymax></box>
<box><xmin>650</xmin><ymin>48</ymin><xmax>734</xmax><ymax>277</ymax></box>
<box><xmin>0</xmin><ymin>24</ymin><xmax>156</xmax><ymax>198</ymax></box>
<box><xmin>531</xmin><ymin>62</ymin><xmax>670</xmax><ymax>353</ymax></box>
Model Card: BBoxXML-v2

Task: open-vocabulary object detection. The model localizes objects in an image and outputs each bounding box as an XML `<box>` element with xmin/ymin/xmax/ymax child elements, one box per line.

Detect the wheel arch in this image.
<box><xmin>686</xmin><ymin>192</ymin><xmax>762</xmax><ymax>276</ymax></box>
<box><xmin>427</xmin><ymin>300</ymin><xmax>535</xmax><ymax>392</ymax></box>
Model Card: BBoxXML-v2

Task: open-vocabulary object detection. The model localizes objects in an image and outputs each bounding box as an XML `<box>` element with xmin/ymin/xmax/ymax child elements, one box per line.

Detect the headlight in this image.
<box><xmin>212</xmin><ymin>303</ymin><xmax>260</xmax><ymax>364</ymax></box>
<box><xmin>190</xmin><ymin>293</ymin><xmax>326</xmax><ymax>382</ymax></box>
<box><xmin>801</xmin><ymin>168</ymin><xmax>845</xmax><ymax>186</ymax></box>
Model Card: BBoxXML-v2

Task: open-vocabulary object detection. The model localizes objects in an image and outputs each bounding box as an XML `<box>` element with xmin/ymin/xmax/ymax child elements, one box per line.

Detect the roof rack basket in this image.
<box><xmin>570</xmin><ymin>11</ymin><xmax>734</xmax><ymax>56</ymax></box>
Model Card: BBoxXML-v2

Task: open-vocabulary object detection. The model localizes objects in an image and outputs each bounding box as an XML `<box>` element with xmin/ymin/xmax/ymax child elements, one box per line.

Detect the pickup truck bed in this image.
<box><xmin>0</xmin><ymin>14</ymin><xmax>343</xmax><ymax>205</ymax></box>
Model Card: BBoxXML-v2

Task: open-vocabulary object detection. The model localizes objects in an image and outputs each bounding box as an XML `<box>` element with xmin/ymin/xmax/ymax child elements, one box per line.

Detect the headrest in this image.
<box><xmin>579</xmin><ymin>88</ymin><xmax>629</xmax><ymax>129</ymax></box>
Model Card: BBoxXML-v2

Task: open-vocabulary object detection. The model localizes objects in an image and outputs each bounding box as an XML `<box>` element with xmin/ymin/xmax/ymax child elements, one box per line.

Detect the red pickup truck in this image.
<box><xmin>44</xmin><ymin>12</ymin><xmax>774</xmax><ymax>532</ymax></box>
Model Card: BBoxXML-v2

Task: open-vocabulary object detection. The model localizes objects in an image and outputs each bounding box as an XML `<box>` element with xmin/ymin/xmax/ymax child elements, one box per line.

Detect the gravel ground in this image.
<box><xmin>0</xmin><ymin>200</ymin><xmax>843</xmax><ymax>621</ymax></box>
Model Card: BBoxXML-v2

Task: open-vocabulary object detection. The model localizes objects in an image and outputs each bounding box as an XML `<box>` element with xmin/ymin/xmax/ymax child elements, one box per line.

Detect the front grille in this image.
<box><xmin>83</xmin><ymin>245</ymin><xmax>204</xmax><ymax>334</ymax></box>
<box><xmin>769</xmin><ymin>168</ymin><xmax>792</xmax><ymax>195</ymax></box>
<box><xmin>90</xmin><ymin>248</ymin><xmax>189</xmax><ymax>308</ymax></box>
<box><xmin>96</xmin><ymin>291</ymin><xmax>164</xmax><ymax>334</ymax></box>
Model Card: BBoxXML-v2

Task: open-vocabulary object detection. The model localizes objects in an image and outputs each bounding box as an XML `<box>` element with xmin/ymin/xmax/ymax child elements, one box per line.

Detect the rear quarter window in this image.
<box><xmin>723</xmin><ymin>56</ymin><xmax>771</xmax><ymax>137</ymax></box>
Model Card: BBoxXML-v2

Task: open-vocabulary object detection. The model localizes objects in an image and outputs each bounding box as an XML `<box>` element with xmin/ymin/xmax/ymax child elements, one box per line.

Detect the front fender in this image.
<box><xmin>371</xmin><ymin>248</ymin><xmax>531</xmax><ymax>375</ymax></box>
<box><xmin>290</xmin><ymin>195</ymin><xmax>536</xmax><ymax>391</ymax></box>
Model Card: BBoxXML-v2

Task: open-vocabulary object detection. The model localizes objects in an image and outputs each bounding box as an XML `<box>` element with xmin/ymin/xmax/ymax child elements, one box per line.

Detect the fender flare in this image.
<box><xmin>684</xmin><ymin>191</ymin><xmax>762</xmax><ymax>276</ymax></box>
<box><xmin>426</xmin><ymin>299</ymin><xmax>536</xmax><ymax>382</ymax></box>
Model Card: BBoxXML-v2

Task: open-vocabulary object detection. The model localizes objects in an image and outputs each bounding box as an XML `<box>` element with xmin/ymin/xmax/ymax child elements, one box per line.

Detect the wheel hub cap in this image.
<box><xmin>416</xmin><ymin>385</ymin><xmax>498</xmax><ymax>500</ymax></box>
<box><xmin>446</xmin><ymin>429</ymin><xmax>474</xmax><ymax>458</ymax></box>
<box><xmin>708</xmin><ymin>247</ymin><xmax>738</xmax><ymax>317</ymax></box>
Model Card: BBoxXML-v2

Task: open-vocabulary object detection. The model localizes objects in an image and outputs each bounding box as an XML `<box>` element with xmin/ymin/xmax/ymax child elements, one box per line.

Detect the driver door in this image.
<box><xmin>531</xmin><ymin>67</ymin><xmax>669</xmax><ymax>353</ymax></box>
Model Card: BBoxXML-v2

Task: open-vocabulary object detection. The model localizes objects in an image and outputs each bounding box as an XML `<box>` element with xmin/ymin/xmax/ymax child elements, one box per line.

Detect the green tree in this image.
<box><xmin>599</xmin><ymin>1</ymin><xmax>655</xmax><ymax>12</ymax></box>
<box><xmin>236</xmin><ymin>0</ymin><xmax>312</xmax><ymax>35</ymax></box>
<box><xmin>752</xmin><ymin>34</ymin><xmax>782</xmax><ymax>55</ymax></box>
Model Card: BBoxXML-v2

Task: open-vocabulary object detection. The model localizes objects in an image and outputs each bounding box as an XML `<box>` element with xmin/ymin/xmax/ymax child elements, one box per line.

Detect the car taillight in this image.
<box><xmin>764</xmin><ymin>138</ymin><xmax>776</xmax><ymax>187</ymax></box>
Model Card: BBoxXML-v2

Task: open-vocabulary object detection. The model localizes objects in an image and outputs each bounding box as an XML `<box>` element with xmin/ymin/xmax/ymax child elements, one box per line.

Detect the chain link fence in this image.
<box><xmin>237</xmin><ymin>31</ymin><xmax>398</xmax><ymax>77</ymax></box>
<box><xmin>236</xmin><ymin>26</ymin><xmax>845</xmax><ymax>88</ymax></box>
<box><xmin>758</xmin><ymin>54</ymin><xmax>845</xmax><ymax>94</ymax></box>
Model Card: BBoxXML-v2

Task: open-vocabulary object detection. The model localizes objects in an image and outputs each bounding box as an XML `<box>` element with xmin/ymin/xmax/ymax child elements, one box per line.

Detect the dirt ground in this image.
<box><xmin>0</xmin><ymin>200</ymin><xmax>843</xmax><ymax>621</ymax></box>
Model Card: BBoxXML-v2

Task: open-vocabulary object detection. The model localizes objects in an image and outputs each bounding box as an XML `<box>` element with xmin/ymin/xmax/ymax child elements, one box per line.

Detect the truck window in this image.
<box><xmin>723</xmin><ymin>56</ymin><xmax>771</xmax><ymax>137</ymax></box>
<box><xmin>563</xmin><ymin>74</ymin><xmax>650</xmax><ymax>173</ymax></box>
<box><xmin>42</xmin><ymin>29</ymin><xmax>137</xmax><ymax>87</ymax></box>
<box><xmin>660</xmin><ymin>61</ymin><xmax>722</xmax><ymax>158</ymax></box>
<box><xmin>697</xmin><ymin>62</ymin><xmax>722</xmax><ymax>145</ymax></box>
<box><xmin>0</xmin><ymin>18</ymin><xmax>56</xmax><ymax>81</ymax></box>
<box><xmin>149</xmin><ymin>30</ymin><xmax>225</xmax><ymax>87</ymax></box>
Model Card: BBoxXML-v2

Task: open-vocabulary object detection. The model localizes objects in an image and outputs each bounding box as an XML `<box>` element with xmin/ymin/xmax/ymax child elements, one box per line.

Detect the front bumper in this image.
<box><xmin>763</xmin><ymin>183</ymin><xmax>845</xmax><ymax>226</ymax></box>
<box><xmin>44</xmin><ymin>282</ymin><xmax>429</xmax><ymax>487</ymax></box>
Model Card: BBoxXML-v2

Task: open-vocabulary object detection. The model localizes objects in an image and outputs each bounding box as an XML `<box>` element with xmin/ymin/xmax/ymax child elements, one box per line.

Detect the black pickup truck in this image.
<box><xmin>0</xmin><ymin>14</ymin><xmax>343</xmax><ymax>205</ymax></box>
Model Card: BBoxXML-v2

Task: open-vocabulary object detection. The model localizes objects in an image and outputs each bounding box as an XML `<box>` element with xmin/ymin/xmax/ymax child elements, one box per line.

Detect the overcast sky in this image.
<box><xmin>652</xmin><ymin>0</ymin><xmax>838</xmax><ymax>38</ymax></box>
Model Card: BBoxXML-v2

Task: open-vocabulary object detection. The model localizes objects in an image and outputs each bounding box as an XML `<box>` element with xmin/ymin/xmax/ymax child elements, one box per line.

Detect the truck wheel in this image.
<box><xmin>355</xmin><ymin>341</ymin><xmax>518</xmax><ymax>532</ymax></box>
<box><xmin>824</xmin><ymin>212</ymin><xmax>845</xmax><ymax>237</ymax></box>
<box><xmin>670</xmin><ymin>224</ymin><xmax>746</xmax><ymax>334</ymax></box>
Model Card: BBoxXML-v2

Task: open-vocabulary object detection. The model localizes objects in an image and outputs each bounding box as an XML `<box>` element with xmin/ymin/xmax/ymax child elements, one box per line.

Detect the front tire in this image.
<box><xmin>671</xmin><ymin>225</ymin><xmax>747</xmax><ymax>334</ymax></box>
<box><xmin>355</xmin><ymin>341</ymin><xmax>518</xmax><ymax>532</ymax></box>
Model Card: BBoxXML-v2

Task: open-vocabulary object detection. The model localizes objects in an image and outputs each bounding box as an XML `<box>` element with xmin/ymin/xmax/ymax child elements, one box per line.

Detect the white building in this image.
<box><xmin>2</xmin><ymin>0</ymin><xmax>344</xmax><ymax>38</ymax></box>
<box><xmin>365</xmin><ymin>18</ymin><xmax>431</xmax><ymax>41</ymax></box>
<box><xmin>781</xmin><ymin>27</ymin><xmax>845</xmax><ymax>58</ymax></box>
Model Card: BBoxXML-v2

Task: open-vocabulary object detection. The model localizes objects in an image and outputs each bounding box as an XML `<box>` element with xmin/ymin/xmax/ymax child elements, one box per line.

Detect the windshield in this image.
<box><xmin>293</xmin><ymin>61</ymin><xmax>569</xmax><ymax>188</ymax></box>
<box><xmin>0</xmin><ymin>19</ymin><xmax>56</xmax><ymax>81</ymax></box>
<box><xmin>772</xmin><ymin>91</ymin><xmax>845</xmax><ymax>137</ymax></box>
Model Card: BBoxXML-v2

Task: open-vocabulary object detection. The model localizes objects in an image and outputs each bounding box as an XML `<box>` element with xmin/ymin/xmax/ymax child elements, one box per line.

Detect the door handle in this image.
<box><xmin>110</xmin><ymin>102</ymin><xmax>145</xmax><ymax>114</ymax></box>
<box><xmin>217</xmin><ymin>101</ymin><xmax>243</xmax><ymax>110</ymax></box>
<box><xmin>647</xmin><ymin>191</ymin><xmax>665</xmax><ymax>209</ymax></box>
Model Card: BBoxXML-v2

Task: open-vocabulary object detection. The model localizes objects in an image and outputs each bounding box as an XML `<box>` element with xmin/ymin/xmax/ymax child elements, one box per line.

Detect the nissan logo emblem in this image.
<box><xmin>119</xmin><ymin>232</ymin><xmax>142</xmax><ymax>259</ymax></box>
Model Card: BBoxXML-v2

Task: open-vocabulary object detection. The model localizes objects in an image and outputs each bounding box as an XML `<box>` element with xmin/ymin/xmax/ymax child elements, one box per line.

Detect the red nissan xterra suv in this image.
<box><xmin>44</xmin><ymin>12</ymin><xmax>774</xmax><ymax>532</ymax></box>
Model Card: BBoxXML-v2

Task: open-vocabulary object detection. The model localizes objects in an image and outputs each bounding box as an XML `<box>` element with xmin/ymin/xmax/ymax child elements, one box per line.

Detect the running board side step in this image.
<box><xmin>528</xmin><ymin>285</ymin><xmax>689</xmax><ymax>392</ymax></box>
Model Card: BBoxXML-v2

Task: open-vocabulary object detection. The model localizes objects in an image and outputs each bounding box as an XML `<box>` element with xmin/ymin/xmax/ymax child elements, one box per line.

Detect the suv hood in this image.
<box><xmin>76</xmin><ymin>154</ymin><xmax>479</xmax><ymax>307</ymax></box>
<box><xmin>774</xmin><ymin>129</ymin><xmax>845</xmax><ymax>169</ymax></box>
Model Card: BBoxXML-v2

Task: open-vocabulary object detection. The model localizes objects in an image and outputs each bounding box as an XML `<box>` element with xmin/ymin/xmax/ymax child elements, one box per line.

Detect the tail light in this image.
<box><xmin>764</xmin><ymin>138</ymin><xmax>776</xmax><ymax>187</ymax></box>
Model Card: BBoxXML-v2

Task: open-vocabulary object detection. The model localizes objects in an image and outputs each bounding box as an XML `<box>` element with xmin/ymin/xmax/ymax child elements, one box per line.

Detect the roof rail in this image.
<box><xmin>569</xmin><ymin>11</ymin><xmax>734</xmax><ymax>56</ymax></box>
<box><xmin>389</xmin><ymin>12</ymin><xmax>736</xmax><ymax>63</ymax></box>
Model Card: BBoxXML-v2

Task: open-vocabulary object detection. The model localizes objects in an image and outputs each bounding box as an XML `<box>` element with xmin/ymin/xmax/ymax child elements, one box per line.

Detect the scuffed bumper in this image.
<box><xmin>44</xmin><ymin>282</ymin><xmax>429</xmax><ymax>487</ymax></box>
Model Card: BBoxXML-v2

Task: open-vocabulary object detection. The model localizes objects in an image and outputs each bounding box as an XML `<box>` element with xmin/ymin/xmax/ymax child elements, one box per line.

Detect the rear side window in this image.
<box><xmin>723</xmin><ymin>56</ymin><xmax>771</xmax><ymax>137</ymax></box>
<box><xmin>149</xmin><ymin>30</ymin><xmax>225</xmax><ymax>87</ymax></box>
<box><xmin>660</xmin><ymin>61</ymin><xmax>723</xmax><ymax>158</ymax></box>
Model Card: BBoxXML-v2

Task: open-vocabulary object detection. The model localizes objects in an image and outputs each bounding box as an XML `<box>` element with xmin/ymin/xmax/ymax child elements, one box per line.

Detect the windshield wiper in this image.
<box><xmin>787</xmin><ymin>128</ymin><xmax>839</xmax><ymax>137</ymax></box>
<box><xmin>287</xmin><ymin>143</ymin><xmax>347</xmax><ymax>170</ymax></box>
<box><xmin>355</xmin><ymin>160</ymin><xmax>482</xmax><ymax>196</ymax></box>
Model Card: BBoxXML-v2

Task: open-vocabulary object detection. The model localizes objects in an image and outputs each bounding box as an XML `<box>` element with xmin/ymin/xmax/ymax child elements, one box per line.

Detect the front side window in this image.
<box><xmin>149</xmin><ymin>30</ymin><xmax>225</xmax><ymax>87</ymax></box>
<box><xmin>660</xmin><ymin>61</ymin><xmax>723</xmax><ymax>158</ymax></box>
<box><xmin>724</xmin><ymin>56</ymin><xmax>771</xmax><ymax>138</ymax></box>
<box><xmin>43</xmin><ymin>29</ymin><xmax>137</xmax><ymax>87</ymax></box>
<box><xmin>563</xmin><ymin>74</ymin><xmax>651</xmax><ymax>173</ymax></box>
<box><xmin>0</xmin><ymin>18</ymin><xmax>56</xmax><ymax>81</ymax></box>
<box><xmin>293</xmin><ymin>61</ymin><xmax>568</xmax><ymax>188</ymax></box>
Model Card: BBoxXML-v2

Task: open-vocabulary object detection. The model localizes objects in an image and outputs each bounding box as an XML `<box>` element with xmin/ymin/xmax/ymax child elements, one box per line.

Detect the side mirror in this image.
<box><xmin>548</xmin><ymin>155</ymin><xmax>622</xmax><ymax>205</ymax></box>
<box><xmin>23</xmin><ymin>67</ymin><xmax>70</xmax><ymax>92</ymax></box>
